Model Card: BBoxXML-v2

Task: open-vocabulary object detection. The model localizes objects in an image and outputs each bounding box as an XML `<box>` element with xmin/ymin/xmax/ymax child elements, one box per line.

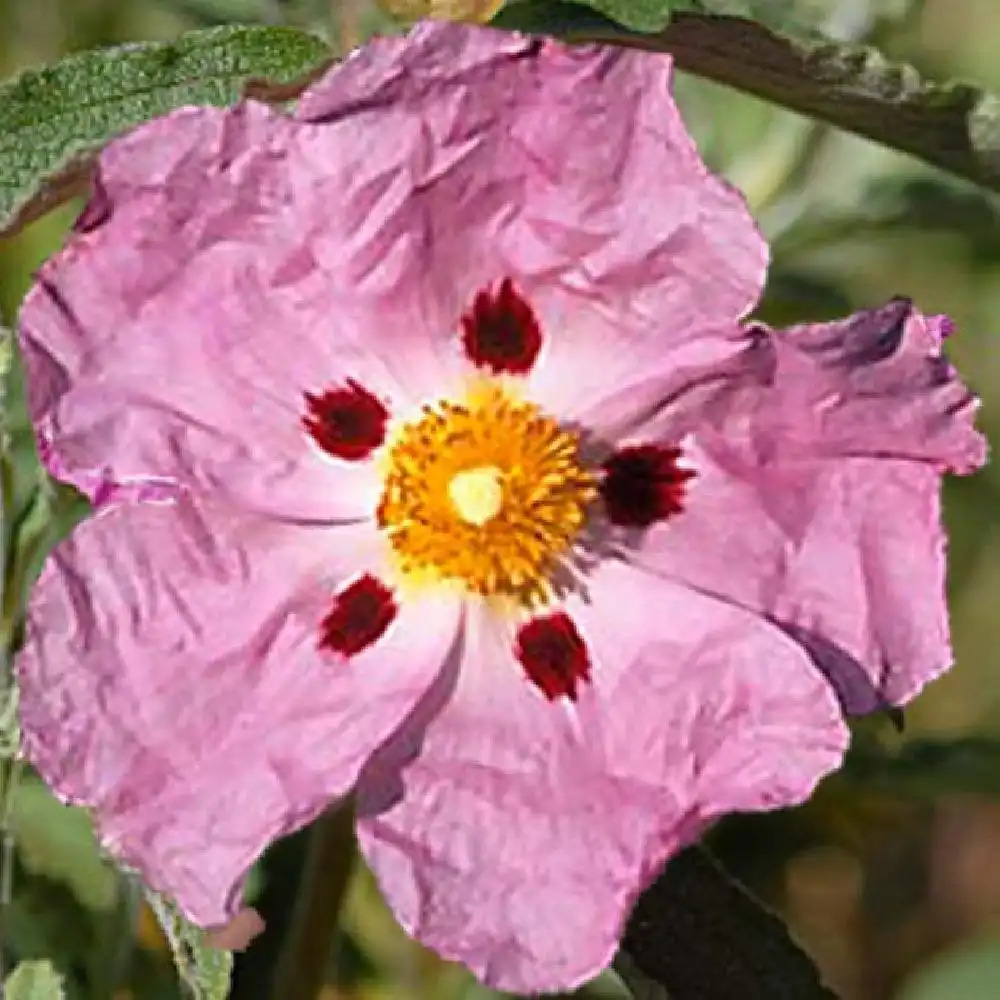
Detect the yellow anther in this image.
<box><xmin>376</xmin><ymin>385</ymin><xmax>595</xmax><ymax>605</ymax></box>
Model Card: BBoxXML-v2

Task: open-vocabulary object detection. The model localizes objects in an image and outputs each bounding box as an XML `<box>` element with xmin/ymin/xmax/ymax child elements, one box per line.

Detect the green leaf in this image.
<box><xmin>670</xmin><ymin>0</ymin><xmax>843</xmax><ymax>35</ymax></box>
<box><xmin>2</xmin><ymin>959</ymin><xmax>66</xmax><ymax>1000</ymax></box>
<box><xmin>4</xmin><ymin>862</ymin><xmax>143</xmax><ymax>999</ymax></box>
<box><xmin>1</xmin><ymin>326</ymin><xmax>23</xmax><ymax>754</ymax></box>
<box><xmin>0</xmin><ymin>328</ymin><xmax>12</xmax><ymax>383</ymax></box>
<box><xmin>532</xmin><ymin>0</ymin><xmax>843</xmax><ymax>36</ymax></box>
<box><xmin>10</xmin><ymin>775</ymin><xmax>118</xmax><ymax>912</ymax></box>
<box><xmin>1</xmin><ymin>329</ymin><xmax>91</xmax><ymax>658</ymax></box>
<box><xmin>4</xmin><ymin>477</ymin><xmax>91</xmax><ymax>629</ymax></box>
<box><xmin>147</xmin><ymin>890</ymin><xmax>234</xmax><ymax>1000</ymax></box>
<box><xmin>844</xmin><ymin>737</ymin><xmax>1000</xmax><ymax>799</ymax></box>
<box><xmin>615</xmin><ymin>846</ymin><xmax>838</xmax><ymax>999</ymax></box>
<box><xmin>0</xmin><ymin>25</ymin><xmax>332</xmax><ymax>236</ymax></box>
<box><xmin>1</xmin><ymin>329</ymin><xmax>89</xmax><ymax>764</ymax></box>
<box><xmin>5</xmin><ymin>873</ymin><xmax>100</xmax><ymax>995</ymax></box>
<box><xmin>574</xmin><ymin>0</ymin><xmax>674</xmax><ymax>33</ymax></box>
<box><xmin>0</xmin><ymin>328</ymin><xmax>43</xmax><ymax>532</ymax></box>
<box><xmin>492</xmin><ymin>2</ymin><xmax>1000</xmax><ymax>196</ymax></box>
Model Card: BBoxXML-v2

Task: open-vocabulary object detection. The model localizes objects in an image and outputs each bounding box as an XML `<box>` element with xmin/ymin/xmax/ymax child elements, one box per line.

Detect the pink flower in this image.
<box><xmin>13</xmin><ymin>22</ymin><xmax>981</xmax><ymax>993</ymax></box>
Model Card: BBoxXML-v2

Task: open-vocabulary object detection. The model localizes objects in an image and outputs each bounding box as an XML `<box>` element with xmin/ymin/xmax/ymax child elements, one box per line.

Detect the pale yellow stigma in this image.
<box><xmin>376</xmin><ymin>385</ymin><xmax>595</xmax><ymax>606</ymax></box>
<box><xmin>448</xmin><ymin>465</ymin><xmax>504</xmax><ymax>526</ymax></box>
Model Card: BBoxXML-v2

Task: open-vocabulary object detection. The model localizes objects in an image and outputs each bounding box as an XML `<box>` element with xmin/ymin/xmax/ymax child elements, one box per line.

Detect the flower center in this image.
<box><xmin>376</xmin><ymin>386</ymin><xmax>595</xmax><ymax>605</ymax></box>
<box><xmin>448</xmin><ymin>465</ymin><xmax>504</xmax><ymax>526</ymax></box>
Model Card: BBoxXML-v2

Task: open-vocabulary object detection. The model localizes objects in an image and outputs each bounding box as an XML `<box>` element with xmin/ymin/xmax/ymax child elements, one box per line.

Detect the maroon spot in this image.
<box><xmin>320</xmin><ymin>574</ymin><xmax>397</xmax><ymax>657</ymax></box>
<box><xmin>600</xmin><ymin>444</ymin><xmax>696</xmax><ymax>528</ymax></box>
<box><xmin>302</xmin><ymin>379</ymin><xmax>388</xmax><ymax>460</ymax></box>
<box><xmin>516</xmin><ymin>612</ymin><xmax>591</xmax><ymax>701</ymax></box>
<box><xmin>461</xmin><ymin>278</ymin><xmax>542</xmax><ymax>375</ymax></box>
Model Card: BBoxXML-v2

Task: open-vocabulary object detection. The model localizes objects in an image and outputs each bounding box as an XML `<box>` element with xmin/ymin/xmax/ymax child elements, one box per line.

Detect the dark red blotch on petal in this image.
<box><xmin>461</xmin><ymin>278</ymin><xmax>542</xmax><ymax>375</ymax></box>
<box><xmin>320</xmin><ymin>574</ymin><xmax>397</xmax><ymax>657</ymax></box>
<box><xmin>600</xmin><ymin>444</ymin><xmax>695</xmax><ymax>528</ymax></box>
<box><xmin>516</xmin><ymin>612</ymin><xmax>592</xmax><ymax>701</ymax></box>
<box><xmin>303</xmin><ymin>379</ymin><xmax>388</xmax><ymax>460</ymax></box>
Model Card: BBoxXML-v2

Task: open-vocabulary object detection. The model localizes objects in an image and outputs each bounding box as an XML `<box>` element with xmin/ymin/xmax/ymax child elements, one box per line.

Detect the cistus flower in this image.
<box><xmin>13</xmin><ymin>21</ymin><xmax>983</xmax><ymax>994</ymax></box>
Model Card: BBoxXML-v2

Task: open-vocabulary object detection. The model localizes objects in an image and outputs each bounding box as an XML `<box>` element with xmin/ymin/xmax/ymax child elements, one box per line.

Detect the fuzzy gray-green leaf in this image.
<box><xmin>147</xmin><ymin>891</ymin><xmax>233</xmax><ymax>1000</ymax></box>
<box><xmin>0</xmin><ymin>25</ymin><xmax>332</xmax><ymax>236</ymax></box>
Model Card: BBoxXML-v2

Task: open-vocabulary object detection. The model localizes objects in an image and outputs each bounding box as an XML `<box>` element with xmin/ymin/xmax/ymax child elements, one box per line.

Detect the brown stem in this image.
<box><xmin>269</xmin><ymin>799</ymin><xmax>357</xmax><ymax>1000</ymax></box>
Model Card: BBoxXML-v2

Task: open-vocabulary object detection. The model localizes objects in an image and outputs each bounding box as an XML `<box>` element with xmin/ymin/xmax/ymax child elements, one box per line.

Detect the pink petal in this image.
<box><xmin>746</xmin><ymin>301</ymin><xmax>984</xmax><ymax>472</ymax></box>
<box><xmin>19</xmin><ymin>101</ymin><xmax>392</xmax><ymax>523</ymax></box>
<box><xmin>628</xmin><ymin>301</ymin><xmax>985</xmax><ymax>712</ymax></box>
<box><xmin>557</xmin><ymin>323</ymin><xmax>772</xmax><ymax>443</ymax></box>
<box><xmin>17</xmin><ymin>496</ymin><xmax>459</xmax><ymax>925</ymax></box>
<box><xmin>355</xmin><ymin>563</ymin><xmax>846</xmax><ymax>993</ymax></box>
<box><xmin>36</xmin><ymin>430</ymin><xmax>177</xmax><ymax>508</ymax></box>
<box><xmin>298</xmin><ymin>22</ymin><xmax>767</xmax><ymax>398</ymax></box>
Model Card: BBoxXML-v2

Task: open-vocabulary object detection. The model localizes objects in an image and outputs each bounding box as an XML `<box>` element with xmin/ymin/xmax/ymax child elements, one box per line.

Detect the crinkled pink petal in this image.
<box><xmin>17</xmin><ymin>496</ymin><xmax>459</xmax><ymax>925</ymax></box>
<box><xmin>355</xmin><ymin>562</ymin><xmax>846</xmax><ymax>993</ymax></box>
<box><xmin>558</xmin><ymin>323</ymin><xmax>772</xmax><ymax>443</ymax></box>
<box><xmin>295</xmin><ymin>21</ymin><xmax>766</xmax><ymax>403</ymax></box>
<box><xmin>19</xmin><ymin>101</ymin><xmax>393</xmax><ymax>523</ymax></box>
<box><xmin>628</xmin><ymin>301</ymin><xmax>985</xmax><ymax>712</ymax></box>
<box><xmin>36</xmin><ymin>431</ymin><xmax>177</xmax><ymax>508</ymax></box>
<box><xmin>20</xmin><ymin>24</ymin><xmax>765</xmax><ymax>508</ymax></box>
<box><xmin>746</xmin><ymin>301</ymin><xmax>984</xmax><ymax>472</ymax></box>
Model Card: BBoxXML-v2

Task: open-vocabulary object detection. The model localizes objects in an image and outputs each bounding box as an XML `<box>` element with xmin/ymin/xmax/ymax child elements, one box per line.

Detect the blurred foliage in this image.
<box><xmin>898</xmin><ymin>935</ymin><xmax>1000</xmax><ymax>1000</ymax></box>
<box><xmin>0</xmin><ymin>336</ymin><xmax>89</xmax><ymax>658</ymax></box>
<box><xmin>1</xmin><ymin>0</ymin><xmax>1000</xmax><ymax>998</ymax></box>
<box><xmin>3</xmin><ymin>958</ymin><xmax>66</xmax><ymax>999</ymax></box>
<box><xmin>11</xmin><ymin>777</ymin><xmax>116</xmax><ymax>913</ymax></box>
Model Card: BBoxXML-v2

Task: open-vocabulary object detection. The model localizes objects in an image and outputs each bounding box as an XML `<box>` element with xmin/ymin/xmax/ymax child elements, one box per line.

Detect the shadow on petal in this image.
<box><xmin>770</xmin><ymin>619</ymin><xmax>890</xmax><ymax>718</ymax></box>
<box><xmin>356</xmin><ymin>612</ymin><xmax>467</xmax><ymax>818</ymax></box>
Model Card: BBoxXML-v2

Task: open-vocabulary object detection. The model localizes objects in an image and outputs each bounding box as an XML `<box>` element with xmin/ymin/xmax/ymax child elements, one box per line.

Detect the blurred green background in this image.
<box><xmin>3</xmin><ymin>0</ymin><xmax>1000</xmax><ymax>998</ymax></box>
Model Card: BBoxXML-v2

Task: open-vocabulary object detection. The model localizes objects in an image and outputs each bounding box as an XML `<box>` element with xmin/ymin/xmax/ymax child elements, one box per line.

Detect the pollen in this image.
<box><xmin>376</xmin><ymin>385</ymin><xmax>595</xmax><ymax>605</ymax></box>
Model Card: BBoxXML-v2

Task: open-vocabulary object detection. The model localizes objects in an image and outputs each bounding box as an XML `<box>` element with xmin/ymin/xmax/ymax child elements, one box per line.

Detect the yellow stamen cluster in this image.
<box><xmin>376</xmin><ymin>386</ymin><xmax>595</xmax><ymax>606</ymax></box>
